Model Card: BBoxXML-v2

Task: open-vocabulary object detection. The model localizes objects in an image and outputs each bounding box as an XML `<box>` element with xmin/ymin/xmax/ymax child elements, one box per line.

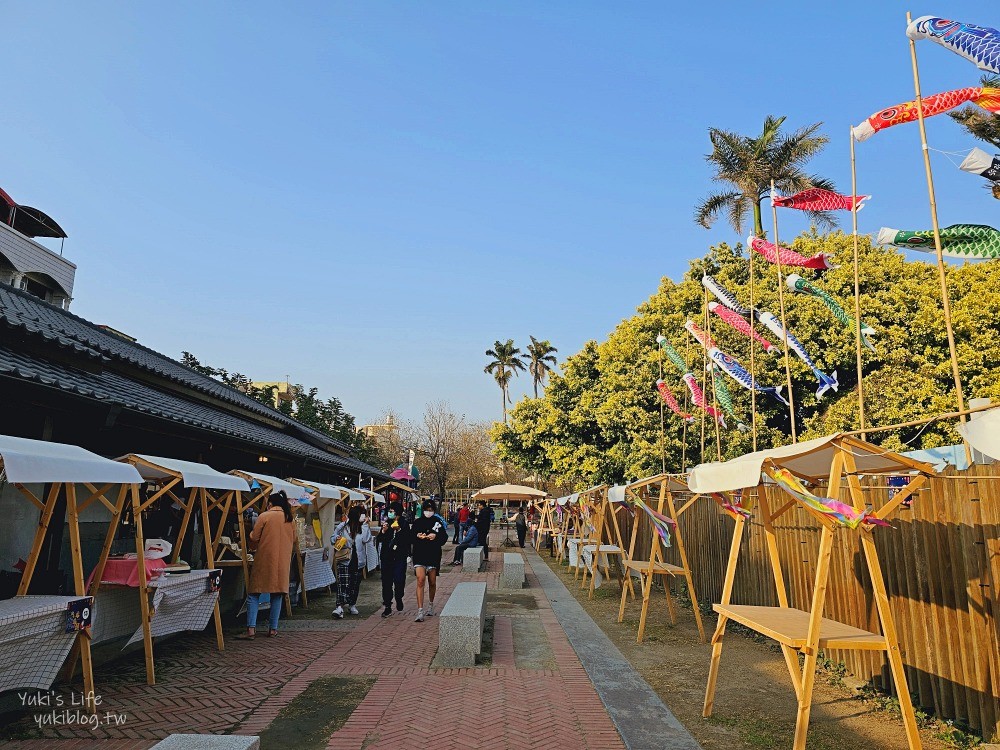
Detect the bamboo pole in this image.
<box><xmin>658</xmin><ymin>348</ymin><xmax>666</xmax><ymax>474</ymax></box>
<box><xmin>705</xmin><ymin>288</ymin><xmax>723</xmax><ymax>461</ymax></box>
<box><xmin>841</xmin><ymin>401</ymin><xmax>998</xmax><ymax>438</ymax></box>
<box><xmin>748</xmin><ymin>238</ymin><xmax>758</xmax><ymax>451</ymax></box>
<box><xmin>770</xmin><ymin>180</ymin><xmax>798</xmax><ymax>442</ymax></box>
<box><xmin>850</xmin><ymin>130</ymin><xmax>867</xmax><ymax>439</ymax></box>
<box><xmin>906</xmin><ymin>10</ymin><xmax>970</xmax><ymax>464</ymax></box>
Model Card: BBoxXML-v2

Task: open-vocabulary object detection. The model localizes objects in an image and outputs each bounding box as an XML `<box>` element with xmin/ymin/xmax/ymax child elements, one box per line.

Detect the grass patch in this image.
<box><xmin>258</xmin><ymin>675</ymin><xmax>376</xmax><ymax>750</ymax></box>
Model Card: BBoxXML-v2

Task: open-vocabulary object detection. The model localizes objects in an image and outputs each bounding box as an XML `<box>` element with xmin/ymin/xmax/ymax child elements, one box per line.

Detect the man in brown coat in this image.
<box><xmin>237</xmin><ymin>491</ymin><xmax>296</xmax><ymax>639</ymax></box>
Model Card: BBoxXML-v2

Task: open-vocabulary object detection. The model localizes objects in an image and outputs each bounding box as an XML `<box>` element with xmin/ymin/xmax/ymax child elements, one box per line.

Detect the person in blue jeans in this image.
<box><xmin>236</xmin><ymin>491</ymin><xmax>295</xmax><ymax>640</ymax></box>
<box><xmin>449</xmin><ymin>523</ymin><xmax>479</xmax><ymax>565</ymax></box>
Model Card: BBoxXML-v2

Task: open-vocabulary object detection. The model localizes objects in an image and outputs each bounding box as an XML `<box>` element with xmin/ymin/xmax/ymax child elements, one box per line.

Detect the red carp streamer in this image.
<box><xmin>853</xmin><ymin>87</ymin><xmax>1000</xmax><ymax>142</ymax></box>
<box><xmin>655</xmin><ymin>380</ymin><xmax>694</xmax><ymax>423</ymax></box>
<box><xmin>749</xmin><ymin>236</ymin><xmax>838</xmax><ymax>271</ymax></box>
<box><xmin>772</xmin><ymin>188</ymin><xmax>870</xmax><ymax>212</ymax></box>
<box><xmin>708</xmin><ymin>301</ymin><xmax>776</xmax><ymax>353</ymax></box>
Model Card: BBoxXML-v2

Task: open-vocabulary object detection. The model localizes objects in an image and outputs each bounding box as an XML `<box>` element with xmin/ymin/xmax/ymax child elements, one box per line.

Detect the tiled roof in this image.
<box><xmin>0</xmin><ymin>285</ymin><xmax>352</xmax><ymax>452</ymax></box>
<box><xmin>0</xmin><ymin>285</ymin><xmax>386</xmax><ymax>479</ymax></box>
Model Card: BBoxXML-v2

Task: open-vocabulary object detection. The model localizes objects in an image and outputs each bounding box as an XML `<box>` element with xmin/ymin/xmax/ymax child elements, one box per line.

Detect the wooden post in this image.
<box><xmin>198</xmin><ymin>488</ymin><xmax>225</xmax><ymax>652</ymax></box>
<box><xmin>16</xmin><ymin>483</ymin><xmax>61</xmax><ymax>596</ymax></box>
<box><xmin>748</xmin><ymin>237</ymin><xmax>758</xmax><ymax>451</ymax></box>
<box><xmin>770</xmin><ymin>180</ymin><xmax>798</xmax><ymax>443</ymax></box>
<box><xmin>850</xmin><ymin>130</ymin><xmax>867</xmax><ymax>438</ymax></box>
<box><xmin>703</xmin><ymin>504</ymin><xmax>748</xmax><ymax>717</ymax></box>
<box><xmin>64</xmin><ymin>484</ymin><xmax>96</xmax><ymax>713</ymax></box>
<box><xmin>131</xmin><ymin>483</ymin><xmax>156</xmax><ymax>685</ymax></box>
<box><xmin>666</xmin><ymin>487</ymin><xmax>705</xmax><ymax>642</ymax></box>
<box><xmin>87</xmin><ymin>485</ymin><xmax>128</xmax><ymax>597</ymax></box>
<box><xmin>905</xmin><ymin>10</ymin><xmax>970</xmax><ymax>463</ymax></box>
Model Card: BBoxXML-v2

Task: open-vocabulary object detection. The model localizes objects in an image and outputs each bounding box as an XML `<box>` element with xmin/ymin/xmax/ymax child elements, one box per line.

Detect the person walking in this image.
<box><xmin>331</xmin><ymin>505</ymin><xmax>371</xmax><ymax>619</ymax></box>
<box><xmin>375</xmin><ymin>501</ymin><xmax>410</xmax><ymax>618</ymax></box>
<box><xmin>475</xmin><ymin>500</ymin><xmax>492</xmax><ymax>562</ymax></box>
<box><xmin>237</xmin><ymin>491</ymin><xmax>295</xmax><ymax>640</ymax></box>
<box><xmin>449</xmin><ymin>522</ymin><xmax>479</xmax><ymax>566</ymax></box>
<box><xmin>449</xmin><ymin>506</ymin><xmax>460</xmax><ymax>543</ymax></box>
<box><xmin>514</xmin><ymin>504</ymin><xmax>528</xmax><ymax>549</ymax></box>
<box><xmin>411</xmin><ymin>499</ymin><xmax>448</xmax><ymax>622</ymax></box>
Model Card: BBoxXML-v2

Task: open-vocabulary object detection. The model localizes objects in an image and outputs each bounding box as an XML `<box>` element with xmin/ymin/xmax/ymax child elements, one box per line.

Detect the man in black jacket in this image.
<box><xmin>475</xmin><ymin>500</ymin><xmax>492</xmax><ymax>562</ymax></box>
<box><xmin>375</xmin><ymin>501</ymin><xmax>410</xmax><ymax>617</ymax></box>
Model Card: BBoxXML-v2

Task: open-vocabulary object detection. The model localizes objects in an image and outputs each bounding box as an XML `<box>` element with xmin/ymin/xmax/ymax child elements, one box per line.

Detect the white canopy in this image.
<box><xmin>0</xmin><ymin>435</ymin><xmax>143</xmax><ymax>485</ymax></box>
<box><xmin>567</xmin><ymin>492</ymin><xmax>580</xmax><ymax>504</ymax></box>
<box><xmin>473</xmin><ymin>483</ymin><xmax>547</xmax><ymax>500</ymax></box>
<box><xmin>345</xmin><ymin>488</ymin><xmax>366</xmax><ymax>503</ymax></box>
<box><xmin>232</xmin><ymin>471</ymin><xmax>304</xmax><ymax>499</ymax></box>
<box><xmin>370</xmin><ymin>492</ymin><xmax>386</xmax><ymax>504</ymax></box>
<box><xmin>688</xmin><ymin>433</ymin><xmax>933</xmax><ymax>495</ymax></box>
<box><xmin>608</xmin><ymin>485</ymin><xmax>627</xmax><ymax>504</ymax></box>
<box><xmin>556</xmin><ymin>496</ymin><xmax>569</xmax><ymax>506</ymax></box>
<box><xmin>122</xmin><ymin>455</ymin><xmax>249</xmax><ymax>491</ymax></box>
<box><xmin>290</xmin><ymin>478</ymin><xmax>347</xmax><ymax>500</ymax></box>
<box><xmin>957</xmin><ymin>407</ymin><xmax>1000</xmax><ymax>462</ymax></box>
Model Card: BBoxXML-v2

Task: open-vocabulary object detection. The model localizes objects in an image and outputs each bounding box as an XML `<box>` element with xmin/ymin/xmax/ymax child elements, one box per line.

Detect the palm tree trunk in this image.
<box><xmin>533</xmin><ymin>377</ymin><xmax>538</xmax><ymax>399</ymax></box>
<box><xmin>753</xmin><ymin>200</ymin><xmax>764</xmax><ymax>238</ymax></box>
<box><xmin>502</xmin><ymin>385</ymin><xmax>508</xmax><ymax>424</ymax></box>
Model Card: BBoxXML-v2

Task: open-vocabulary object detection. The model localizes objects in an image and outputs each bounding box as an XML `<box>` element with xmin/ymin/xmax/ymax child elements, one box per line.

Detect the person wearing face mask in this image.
<box><xmin>375</xmin><ymin>501</ymin><xmax>410</xmax><ymax>618</ymax></box>
<box><xmin>331</xmin><ymin>504</ymin><xmax>372</xmax><ymax>619</ymax></box>
<box><xmin>410</xmin><ymin>499</ymin><xmax>448</xmax><ymax>622</ymax></box>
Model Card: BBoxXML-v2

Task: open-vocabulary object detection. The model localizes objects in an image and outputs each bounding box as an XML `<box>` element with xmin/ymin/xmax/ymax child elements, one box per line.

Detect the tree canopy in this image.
<box><xmin>491</xmin><ymin>231</ymin><xmax>1000</xmax><ymax>487</ymax></box>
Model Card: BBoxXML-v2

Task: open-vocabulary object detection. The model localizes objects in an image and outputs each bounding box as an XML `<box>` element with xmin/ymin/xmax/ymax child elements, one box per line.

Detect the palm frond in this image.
<box><xmin>694</xmin><ymin>191</ymin><xmax>742</xmax><ymax>230</ymax></box>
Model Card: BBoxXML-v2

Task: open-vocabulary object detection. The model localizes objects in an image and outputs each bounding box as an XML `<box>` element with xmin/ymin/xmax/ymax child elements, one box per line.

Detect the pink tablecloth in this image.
<box><xmin>86</xmin><ymin>557</ymin><xmax>167</xmax><ymax>588</ymax></box>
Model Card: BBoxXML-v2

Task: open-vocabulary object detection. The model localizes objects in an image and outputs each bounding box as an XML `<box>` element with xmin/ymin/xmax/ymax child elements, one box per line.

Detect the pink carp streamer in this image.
<box><xmin>655</xmin><ymin>380</ymin><xmax>695</xmax><ymax>423</ymax></box>
<box><xmin>708</xmin><ymin>301</ymin><xmax>777</xmax><ymax>353</ymax></box>
<box><xmin>682</xmin><ymin>373</ymin><xmax>726</xmax><ymax>428</ymax></box>
<box><xmin>853</xmin><ymin>86</ymin><xmax>1000</xmax><ymax>142</ymax></box>
<box><xmin>772</xmin><ymin>188</ymin><xmax>870</xmax><ymax>213</ymax></box>
<box><xmin>684</xmin><ymin>320</ymin><xmax>718</xmax><ymax>350</ymax></box>
<box><xmin>772</xmin><ymin>469</ymin><xmax>889</xmax><ymax>529</ymax></box>
<box><xmin>749</xmin><ymin>235</ymin><xmax>838</xmax><ymax>271</ymax></box>
<box><xmin>710</xmin><ymin>492</ymin><xmax>752</xmax><ymax>520</ymax></box>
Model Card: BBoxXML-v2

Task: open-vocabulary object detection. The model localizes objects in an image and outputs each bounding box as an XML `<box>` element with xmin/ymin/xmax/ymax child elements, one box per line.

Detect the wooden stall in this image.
<box><xmin>617</xmin><ymin>474</ymin><xmax>705</xmax><ymax>643</ymax></box>
<box><xmin>579</xmin><ymin>484</ymin><xmax>631</xmax><ymax>599</ymax></box>
<box><xmin>691</xmin><ymin>434</ymin><xmax>935</xmax><ymax>750</ymax></box>
<box><xmin>114</xmin><ymin>454</ymin><xmax>250</xmax><ymax>684</ymax></box>
<box><xmin>0</xmin><ymin>435</ymin><xmax>142</xmax><ymax>710</ymax></box>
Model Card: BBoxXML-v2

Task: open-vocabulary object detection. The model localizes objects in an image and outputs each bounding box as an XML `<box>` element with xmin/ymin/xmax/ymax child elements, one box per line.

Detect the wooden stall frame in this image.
<box><xmin>700</xmin><ymin>436</ymin><xmax>934</xmax><ymax>750</ymax></box>
<box><xmin>289</xmin><ymin>478</ymin><xmax>351</xmax><ymax>591</ymax></box>
<box><xmin>617</xmin><ymin>474</ymin><xmax>706</xmax><ymax>643</ymax></box>
<box><xmin>14</xmin><ymin>480</ymin><xmax>134</xmax><ymax>712</ymax></box>
<box><xmin>579</xmin><ymin>486</ymin><xmax>632</xmax><ymax>599</ymax></box>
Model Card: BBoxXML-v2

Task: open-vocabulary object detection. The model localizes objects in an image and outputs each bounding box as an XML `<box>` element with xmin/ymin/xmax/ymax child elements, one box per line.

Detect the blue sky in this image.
<box><xmin>5</xmin><ymin>2</ymin><xmax>997</xmax><ymax>425</ymax></box>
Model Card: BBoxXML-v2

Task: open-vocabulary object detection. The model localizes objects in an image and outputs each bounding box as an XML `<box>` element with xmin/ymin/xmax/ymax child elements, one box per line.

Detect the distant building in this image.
<box><xmin>251</xmin><ymin>380</ymin><xmax>298</xmax><ymax>405</ymax></box>
<box><xmin>360</xmin><ymin>413</ymin><xmax>399</xmax><ymax>440</ymax></box>
<box><xmin>0</xmin><ymin>188</ymin><xmax>74</xmax><ymax>309</ymax></box>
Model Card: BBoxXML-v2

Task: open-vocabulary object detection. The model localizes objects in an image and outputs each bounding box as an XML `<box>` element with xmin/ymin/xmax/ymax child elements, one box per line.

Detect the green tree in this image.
<box><xmin>522</xmin><ymin>336</ymin><xmax>559</xmax><ymax>398</ymax></box>
<box><xmin>484</xmin><ymin>339</ymin><xmax>526</xmax><ymax>423</ymax></box>
<box><xmin>494</xmin><ymin>232</ymin><xmax>1000</xmax><ymax>486</ymax></box>
<box><xmin>694</xmin><ymin>115</ymin><xmax>835</xmax><ymax>237</ymax></box>
<box><xmin>949</xmin><ymin>74</ymin><xmax>1000</xmax><ymax>199</ymax></box>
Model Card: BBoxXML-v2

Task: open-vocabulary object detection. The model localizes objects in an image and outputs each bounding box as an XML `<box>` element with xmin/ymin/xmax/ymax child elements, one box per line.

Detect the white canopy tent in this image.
<box><xmin>116</xmin><ymin>455</ymin><xmax>251</xmax><ymax>683</ymax></box>
<box><xmin>0</xmin><ymin>435</ymin><xmax>143</xmax><ymax>709</ymax></box>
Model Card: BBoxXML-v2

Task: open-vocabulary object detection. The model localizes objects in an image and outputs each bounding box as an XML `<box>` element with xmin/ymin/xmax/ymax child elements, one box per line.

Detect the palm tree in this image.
<box><xmin>522</xmin><ymin>336</ymin><xmax>558</xmax><ymax>398</ymax></box>
<box><xmin>949</xmin><ymin>74</ymin><xmax>1000</xmax><ymax>199</ymax></box>
<box><xmin>484</xmin><ymin>339</ymin><xmax>526</xmax><ymax>423</ymax></box>
<box><xmin>694</xmin><ymin>115</ymin><xmax>835</xmax><ymax>237</ymax></box>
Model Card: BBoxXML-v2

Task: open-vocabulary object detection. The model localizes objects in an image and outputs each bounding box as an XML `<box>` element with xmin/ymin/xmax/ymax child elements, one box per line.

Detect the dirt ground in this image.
<box><xmin>540</xmin><ymin>554</ymin><xmax>958</xmax><ymax>750</ymax></box>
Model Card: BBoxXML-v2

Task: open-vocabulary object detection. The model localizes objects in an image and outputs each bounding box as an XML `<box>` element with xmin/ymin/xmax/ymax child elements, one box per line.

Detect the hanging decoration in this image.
<box><xmin>685</xmin><ymin>320</ymin><xmax>718</xmax><ymax>351</ymax></box>
<box><xmin>655</xmin><ymin>380</ymin><xmax>695</xmax><ymax>423</ymax></box>
<box><xmin>682</xmin><ymin>373</ymin><xmax>726</xmax><ymax>428</ymax></box>
<box><xmin>708</xmin><ymin>301</ymin><xmax>777</xmax><ymax>353</ymax></box>
<box><xmin>754</xmin><ymin>309</ymin><xmax>839</xmax><ymax>399</ymax></box>
<box><xmin>907</xmin><ymin>16</ymin><xmax>1000</xmax><ymax>75</ymax></box>
<box><xmin>702</xmin><ymin>275</ymin><xmax>751</xmax><ymax>315</ymax></box>
<box><xmin>771</xmin><ymin>468</ymin><xmax>890</xmax><ymax>529</ymax></box>
<box><xmin>852</xmin><ymin>86</ymin><xmax>1000</xmax><ymax>142</ymax></box>
<box><xmin>655</xmin><ymin>335</ymin><xmax>689</xmax><ymax>374</ymax></box>
<box><xmin>710</xmin><ymin>492</ymin><xmax>752</xmax><ymax>520</ymax></box>
<box><xmin>630</xmin><ymin>495</ymin><xmax>677</xmax><ymax>546</ymax></box>
<box><xmin>749</xmin><ymin>236</ymin><xmax>839</xmax><ymax>271</ymax></box>
<box><xmin>786</xmin><ymin>274</ymin><xmax>877</xmax><ymax>351</ymax></box>
<box><xmin>772</xmin><ymin>188</ymin><xmax>870</xmax><ymax>213</ymax></box>
<box><xmin>707</xmin><ymin>347</ymin><xmax>789</xmax><ymax>406</ymax></box>
<box><xmin>959</xmin><ymin>148</ymin><xmax>1000</xmax><ymax>199</ymax></box>
<box><xmin>710</xmin><ymin>366</ymin><xmax>750</xmax><ymax>432</ymax></box>
<box><xmin>877</xmin><ymin>224</ymin><xmax>1000</xmax><ymax>259</ymax></box>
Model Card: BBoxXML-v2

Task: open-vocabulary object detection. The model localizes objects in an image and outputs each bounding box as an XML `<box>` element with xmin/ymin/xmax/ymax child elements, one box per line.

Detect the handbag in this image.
<box><xmin>332</xmin><ymin>531</ymin><xmax>351</xmax><ymax>565</ymax></box>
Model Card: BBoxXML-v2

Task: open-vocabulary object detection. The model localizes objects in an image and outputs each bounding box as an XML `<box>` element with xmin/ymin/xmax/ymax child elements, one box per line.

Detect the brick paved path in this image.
<box><xmin>3</xmin><ymin>551</ymin><xmax>627</xmax><ymax>750</ymax></box>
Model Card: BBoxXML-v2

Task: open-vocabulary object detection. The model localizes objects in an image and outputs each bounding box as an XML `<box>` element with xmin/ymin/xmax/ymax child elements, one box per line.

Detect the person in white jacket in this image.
<box><xmin>331</xmin><ymin>504</ymin><xmax>372</xmax><ymax>619</ymax></box>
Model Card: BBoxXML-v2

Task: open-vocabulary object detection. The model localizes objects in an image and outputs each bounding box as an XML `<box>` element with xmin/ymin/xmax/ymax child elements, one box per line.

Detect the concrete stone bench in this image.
<box><xmin>437</xmin><ymin>581</ymin><xmax>487</xmax><ymax>667</ymax></box>
<box><xmin>463</xmin><ymin>545</ymin><xmax>484</xmax><ymax>572</ymax></box>
<box><xmin>149</xmin><ymin>736</ymin><xmax>259</xmax><ymax>750</ymax></box>
<box><xmin>500</xmin><ymin>552</ymin><xmax>525</xmax><ymax>589</ymax></box>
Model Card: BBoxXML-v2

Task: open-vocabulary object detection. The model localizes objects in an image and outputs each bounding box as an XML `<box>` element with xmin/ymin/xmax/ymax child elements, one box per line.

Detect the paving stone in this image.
<box><xmin>149</xmin><ymin>736</ymin><xmax>259</xmax><ymax>750</ymax></box>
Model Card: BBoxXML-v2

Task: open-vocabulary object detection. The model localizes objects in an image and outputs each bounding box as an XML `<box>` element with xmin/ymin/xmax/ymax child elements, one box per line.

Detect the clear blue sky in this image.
<box><xmin>5</xmin><ymin>2</ymin><xmax>997</xmax><ymax>425</ymax></box>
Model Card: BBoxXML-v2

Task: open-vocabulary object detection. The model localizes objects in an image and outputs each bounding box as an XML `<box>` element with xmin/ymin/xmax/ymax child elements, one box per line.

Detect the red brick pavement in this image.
<box><xmin>4</xmin><ymin>550</ymin><xmax>627</xmax><ymax>749</ymax></box>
